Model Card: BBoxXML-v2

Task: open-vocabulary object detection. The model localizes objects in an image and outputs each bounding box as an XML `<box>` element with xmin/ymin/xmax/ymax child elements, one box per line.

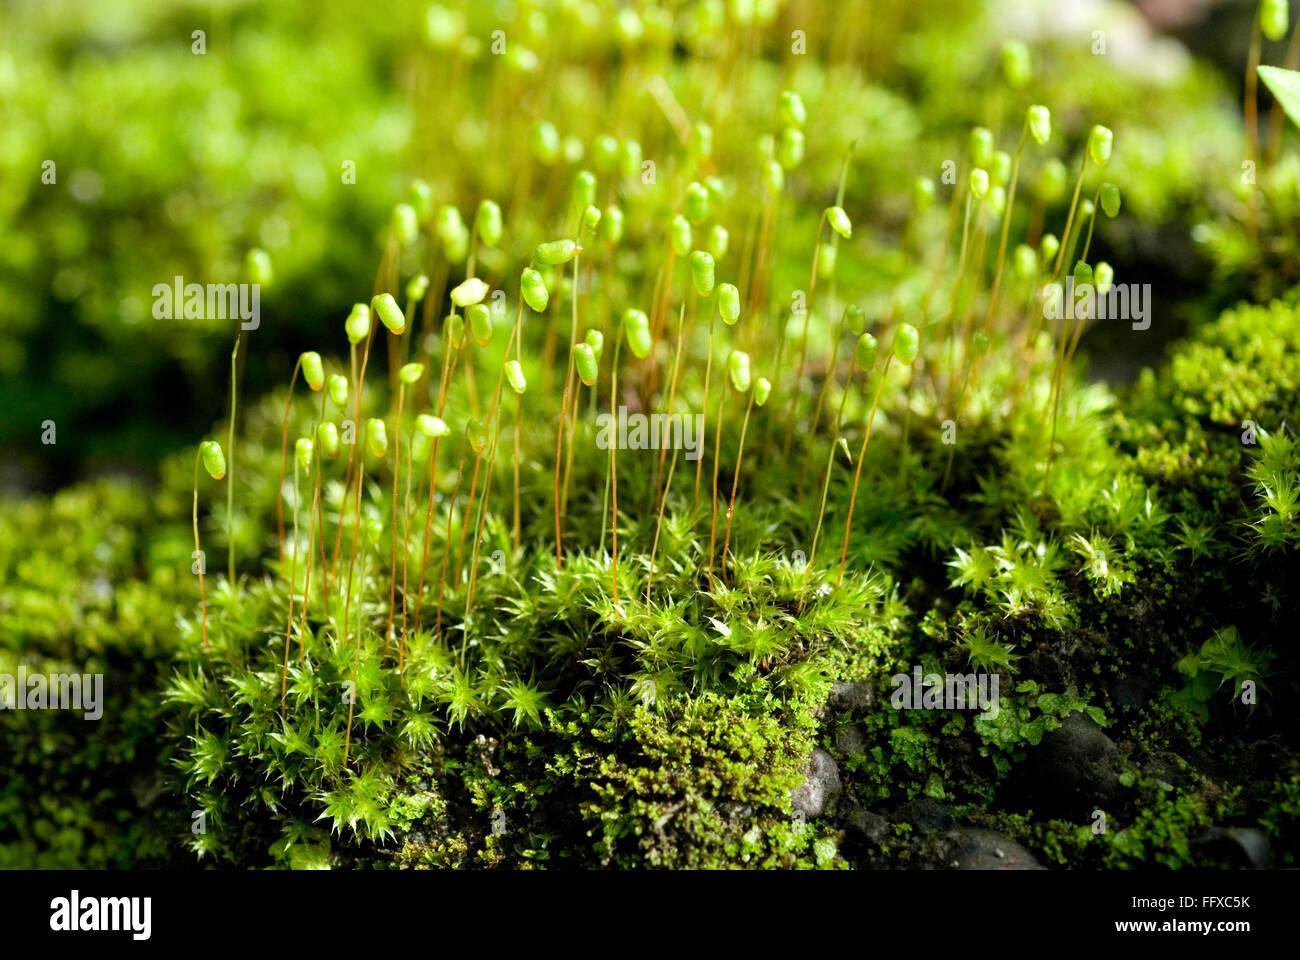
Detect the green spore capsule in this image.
<box><xmin>779</xmin><ymin>90</ymin><xmax>807</xmax><ymax>128</ymax></box>
<box><xmin>573</xmin><ymin>170</ymin><xmax>597</xmax><ymax>211</ymax></box>
<box><xmin>1095</xmin><ymin>261</ymin><xmax>1114</xmax><ymax>293</ymax></box>
<box><xmin>1037</xmin><ymin>158</ymin><xmax>1068</xmax><ymax>202</ymax></box>
<box><xmin>535</xmin><ymin>239</ymin><xmax>577</xmax><ymax>265</ymax></box>
<box><xmin>295</xmin><ymin>437</ymin><xmax>314</xmax><ymax>472</ymax></box>
<box><xmin>1013</xmin><ymin>244</ymin><xmax>1039</xmax><ymax>280</ymax></box>
<box><xmin>585</xmin><ymin>328</ymin><xmax>604</xmax><ymax>360</ymax></box>
<box><xmin>411</xmin><ymin>430</ymin><xmax>432</xmax><ymax>466</ymax></box>
<box><xmin>827</xmin><ymin>205</ymin><xmax>852</xmax><ymax>239</ymax></box>
<box><xmin>685</xmin><ymin>181</ymin><xmax>711</xmax><ymax>223</ymax></box>
<box><xmin>504</xmin><ymin>359</ymin><xmax>528</xmax><ymax>395</ymax></box>
<box><xmin>327</xmin><ymin>374</ymin><xmax>348</xmax><ymax>409</ymax></box>
<box><xmin>1001</xmin><ymin>40</ymin><xmax>1031</xmax><ymax>89</ymax></box>
<box><xmin>1079</xmin><ymin>198</ymin><xmax>1095</xmax><ymax>221</ymax></box>
<box><xmin>468</xmin><ymin>302</ymin><xmax>493</xmax><ymax>345</ymax></box>
<box><xmin>969</xmin><ymin>127</ymin><xmax>994</xmax><ymax>169</ymax></box>
<box><xmin>580</xmin><ymin>206</ymin><xmax>602</xmax><ymax>247</ymax></box>
<box><xmin>406</xmin><ymin>272</ymin><xmax>430</xmax><ymax>304</ymax></box>
<box><xmin>1088</xmin><ymin>125</ymin><xmax>1113</xmax><ymax>166</ymax></box>
<box><xmin>409</xmin><ymin>179</ymin><xmax>434</xmax><ymax>220</ymax></box>
<box><xmin>988</xmin><ymin>186</ymin><xmax>1007</xmax><ymax>218</ymax></box>
<box><xmin>399</xmin><ymin>362</ymin><xmax>424</xmax><ymax>385</ymax></box>
<box><xmin>1263</xmin><ymin>0</ymin><xmax>1290</xmax><ymax>42</ymax></box>
<box><xmin>1073</xmin><ymin>261</ymin><xmax>1094</xmax><ymax>289</ymax></box>
<box><xmin>467</xmin><ymin>417</ymin><xmax>489</xmax><ymax>454</ymax></box>
<box><xmin>718</xmin><ymin>283</ymin><xmax>741</xmax><ymax>324</ymax></box>
<box><xmin>855</xmin><ymin>332</ymin><xmax>878</xmax><ymax>369</ymax></box>
<box><xmin>521</xmin><ymin>268</ymin><xmax>549</xmax><ymax>312</ymax></box>
<box><xmin>777</xmin><ymin>126</ymin><xmax>805</xmax><ymax>169</ymax></box>
<box><xmin>506</xmin><ymin>44</ymin><xmax>539</xmax><ymax>73</ymax></box>
<box><xmin>621</xmin><ymin>140</ymin><xmax>643</xmax><ymax>179</ymax></box>
<box><xmin>753</xmin><ymin>376</ymin><xmax>772</xmax><ymax>407</ymax></box>
<box><xmin>593</xmin><ymin>134</ymin><xmax>619</xmax><ymax>172</ymax></box>
<box><xmin>817</xmin><ymin>243</ymin><xmax>837</xmax><ymax>279</ymax></box>
<box><xmin>300</xmin><ymin>351</ymin><xmax>324</xmax><ymax>391</ymax></box>
<box><xmin>973</xmin><ymin>331</ymin><xmax>991</xmax><ymax>355</ymax></box>
<box><xmin>446</xmin><ymin>313</ymin><xmax>466</xmax><ymax>349</ymax></box>
<box><xmin>1040</xmin><ymin>233</ymin><xmax>1060</xmax><ymax>264</ymax></box>
<box><xmin>624</xmin><ymin>308</ymin><xmax>653</xmax><ymax>359</ymax></box>
<box><xmin>366</xmin><ymin>418</ymin><xmax>388</xmax><ymax>459</ymax></box>
<box><xmin>246</xmin><ymin>248</ymin><xmax>273</xmax><ymax>287</ymax></box>
<box><xmin>317</xmin><ymin>421</ymin><xmax>340</xmax><ymax>459</ymax></box>
<box><xmin>690</xmin><ymin>250</ymin><xmax>716</xmax><ymax>295</ymax></box>
<box><xmin>345</xmin><ymin>302</ymin><xmax>370</xmax><ymax>344</ymax></box>
<box><xmin>1100</xmin><ymin>182</ymin><xmax>1121</xmax><ymax>218</ymax></box>
<box><xmin>844</xmin><ymin>303</ymin><xmax>866</xmax><ymax>334</ymax></box>
<box><xmin>392</xmin><ymin>203</ymin><xmax>419</xmax><ymax>246</ymax></box>
<box><xmin>200</xmin><ymin>440</ymin><xmax>226</xmax><ymax>480</ymax></box>
<box><xmin>764</xmin><ymin>159</ymin><xmax>785</xmax><ymax>194</ymax></box>
<box><xmin>1027</xmin><ymin>104</ymin><xmax>1051</xmax><ymax>145</ymax></box>
<box><xmin>691</xmin><ymin>122</ymin><xmax>714</xmax><ymax>160</ymax></box>
<box><xmin>615</xmin><ymin>6</ymin><xmax>644</xmax><ymax>44</ymax></box>
<box><xmin>969</xmin><ymin>168</ymin><xmax>990</xmax><ymax>200</ymax></box>
<box><xmin>425</xmin><ymin>6</ymin><xmax>463</xmax><ymax>48</ymax></box>
<box><xmin>532</xmin><ymin>121</ymin><xmax>561</xmax><ymax>165</ymax></box>
<box><xmin>670</xmin><ymin>215</ymin><xmax>692</xmax><ymax>257</ymax></box>
<box><xmin>476</xmin><ymin>199</ymin><xmax>503</xmax><ymax>247</ymax></box>
<box><xmin>914</xmin><ymin>176</ymin><xmax>936</xmax><ymax>211</ymax></box>
<box><xmin>436</xmin><ymin>205</ymin><xmax>469</xmax><ymax>262</ymax></box>
<box><xmin>602</xmin><ymin>205</ymin><xmax>625</xmax><ymax>246</ymax></box>
<box><xmin>574</xmin><ymin>342</ymin><xmax>599</xmax><ymax>386</ymax></box>
<box><xmin>416</xmin><ymin>414</ymin><xmax>450</xmax><ymax>438</ymax></box>
<box><xmin>708</xmin><ymin>223</ymin><xmax>729</xmax><ymax>260</ymax></box>
<box><xmin>450</xmin><ymin>277</ymin><xmax>489</xmax><ymax>308</ymax></box>
<box><xmin>894</xmin><ymin>323</ymin><xmax>920</xmax><ymax>365</ymax></box>
<box><xmin>990</xmin><ymin>151</ymin><xmax>1012</xmax><ymax>189</ymax></box>
<box><xmin>373</xmin><ymin>293</ymin><xmax>406</xmax><ymax>334</ymax></box>
<box><xmin>728</xmin><ymin>350</ymin><xmax>752</xmax><ymax>392</ymax></box>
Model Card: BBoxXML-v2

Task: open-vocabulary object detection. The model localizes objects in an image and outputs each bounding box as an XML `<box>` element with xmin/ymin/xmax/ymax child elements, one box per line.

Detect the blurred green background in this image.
<box><xmin>0</xmin><ymin>0</ymin><xmax>1281</xmax><ymax>491</ymax></box>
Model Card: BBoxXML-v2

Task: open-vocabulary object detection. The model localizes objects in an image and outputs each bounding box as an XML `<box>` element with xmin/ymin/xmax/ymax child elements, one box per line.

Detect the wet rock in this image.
<box><xmin>827</xmin><ymin>681</ymin><xmax>875</xmax><ymax>713</ymax></box>
<box><xmin>845</xmin><ymin>807</ymin><xmax>890</xmax><ymax>846</ymax></box>
<box><xmin>1022</xmin><ymin>712</ymin><xmax>1123</xmax><ymax>817</ymax></box>
<box><xmin>834</xmin><ymin>722</ymin><xmax>867</xmax><ymax>757</ymax></box>
<box><xmin>1193</xmin><ymin>827</ymin><xmax>1275</xmax><ymax>869</ymax></box>
<box><xmin>894</xmin><ymin>797</ymin><xmax>953</xmax><ymax>834</ymax></box>
<box><xmin>944</xmin><ymin>829</ymin><xmax>1044</xmax><ymax>870</ymax></box>
<box><xmin>791</xmin><ymin>749</ymin><xmax>841</xmax><ymax>819</ymax></box>
<box><xmin>1140</xmin><ymin>751</ymin><xmax>1196</xmax><ymax>791</ymax></box>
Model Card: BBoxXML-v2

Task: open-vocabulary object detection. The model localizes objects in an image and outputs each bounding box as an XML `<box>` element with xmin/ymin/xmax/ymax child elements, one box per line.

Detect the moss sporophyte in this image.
<box><xmin>40</xmin><ymin>0</ymin><xmax>1271</xmax><ymax>874</ymax></box>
